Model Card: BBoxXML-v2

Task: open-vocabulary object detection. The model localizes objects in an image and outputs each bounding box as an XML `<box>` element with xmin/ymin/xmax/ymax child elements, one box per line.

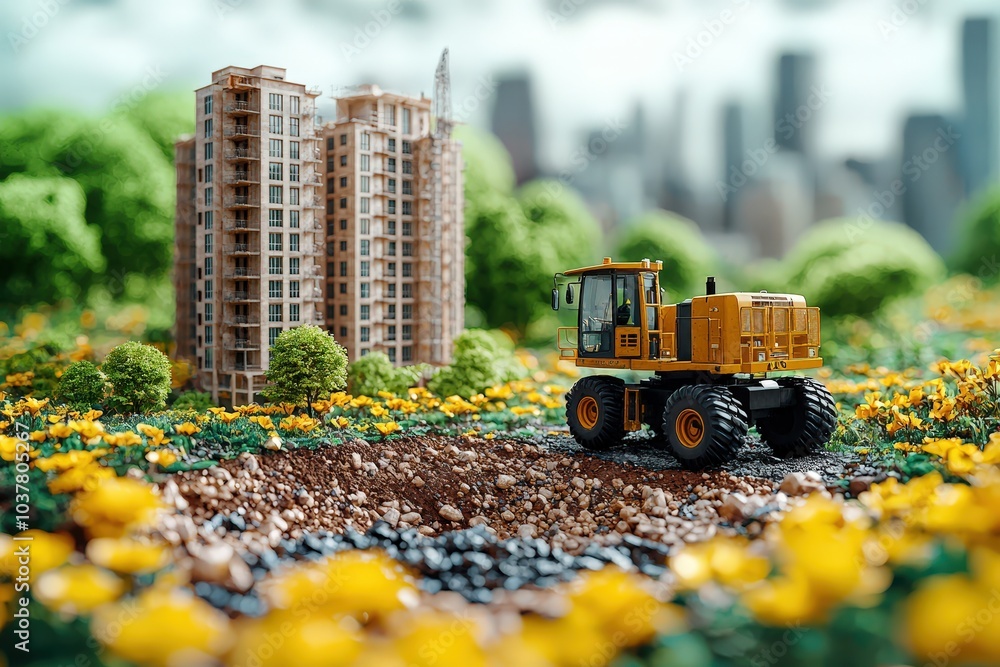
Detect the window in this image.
<box><xmin>340</xmin><ymin>304</ymin><xmax>348</xmax><ymax>316</ymax></box>
<box><xmin>327</xmin><ymin>242</ymin><xmax>335</xmax><ymax>257</ymax></box>
<box><xmin>402</xmin><ymin>201</ymin><xmax>412</xmax><ymax>216</ymax></box>
<box><xmin>289</xmin><ymin>117</ymin><xmax>299</xmax><ymax>137</ymax></box>
<box><xmin>340</xmin><ymin>218</ymin><xmax>347</xmax><ymax>230</ymax></box>
<box><xmin>402</xmin><ymin>108</ymin><xmax>411</xmax><ymax>134</ymax></box>
<box><xmin>269</xmin><ymin>304</ymin><xmax>282</xmax><ymax>322</ymax></box>
<box><xmin>289</xmin><ymin>210</ymin><xmax>299</xmax><ymax>228</ymax></box>
<box><xmin>290</xmin><ymin>258</ymin><xmax>299</xmax><ymax>275</ymax></box>
<box><xmin>388</xmin><ymin>200</ymin><xmax>397</xmax><ymax>214</ymax></box>
<box><xmin>402</xmin><ymin>305</ymin><xmax>412</xmax><ymax>320</ymax></box>
<box><xmin>387</xmin><ymin>262</ymin><xmax>396</xmax><ymax>277</ymax></box>
<box><xmin>290</xmin><ymin>141</ymin><xmax>299</xmax><ymax>160</ymax></box>
<box><xmin>290</xmin><ymin>304</ymin><xmax>300</xmax><ymax>322</ymax></box>
<box><xmin>269</xmin><ymin>257</ymin><xmax>282</xmax><ymax>275</ymax></box>
<box><xmin>269</xmin><ymin>139</ymin><xmax>282</xmax><ymax>157</ymax></box>
<box><xmin>205</xmin><ymin>164</ymin><xmax>213</xmax><ymax>182</ymax></box>
<box><xmin>204</xmin><ymin>187</ymin><xmax>212</xmax><ymax>206</ymax></box>
<box><xmin>402</xmin><ymin>160</ymin><xmax>412</xmax><ymax>175</ymax></box>
<box><xmin>205</xmin><ymin>211</ymin><xmax>214</xmax><ymax>229</ymax></box>
<box><xmin>327</xmin><ymin>221</ymin><xmax>335</xmax><ymax>236</ymax></box>
<box><xmin>269</xmin><ymin>327</ymin><xmax>282</xmax><ymax>346</ymax></box>
<box><xmin>340</xmin><ymin>261</ymin><xmax>347</xmax><ymax>277</ymax></box>
<box><xmin>387</xmin><ymin>325</ymin><xmax>396</xmax><ymax>341</ymax></box>
<box><xmin>340</xmin><ymin>133</ymin><xmax>347</xmax><ymax>146</ymax></box>
<box><xmin>360</xmin><ymin>219</ymin><xmax>369</xmax><ymax>234</ymax></box>
<box><xmin>386</xmin><ymin>284</ymin><xmax>396</xmax><ymax>298</ymax></box>
<box><xmin>269</xmin><ymin>185</ymin><xmax>282</xmax><ymax>204</ymax></box>
<box><xmin>338</xmin><ymin>176</ymin><xmax>347</xmax><ymax>189</ymax></box>
<box><xmin>290</xmin><ymin>95</ymin><xmax>299</xmax><ymax>114</ymax></box>
<box><xmin>289</xmin><ymin>281</ymin><xmax>299</xmax><ymax>297</ymax></box>
<box><xmin>361</xmin><ymin>305</ymin><xmax>370</xmax><ymax>321</ymax></box>
<box><xmin>327</xmin><ymin>200</ymin><xmax>336</xmax><ymax>215</ymax></box>
<box><xmin>204</xmin><ymin>347</ymin><xmax>213</xmax><ymax>368</ymax></box>
<box><xmin>360</xmin><ymin>283</ymin><xmax>370</xmax><ymax>298</ymax></box>
<box><xmin>360</xmin><ymin>261</ymin><xmax>370</xmax><ymax>277</ymax></box>
<box><xmin>340</xmin><ymin>326</ymin><xmax>347</xmax><ymax>337</ymax></box>
<box><xmin>387</xmin><ymin>105</ymin><xmax>396</xmax><ymax>126</ymax></box>
<box><xmin>360</xmin><ymin>176</ymin><xmax>369</xmax><ymax>193</ymax></box>
<box><xmin>204</xmin><ymin>95</ymin><xmax>213</xmax><ymax>114</ymax></box>
<box><xmin>387</xmin><ymin>158</ymin><xmax>396</xmax><ymax>173</ymax></box>
<box><xmin>289</xmin><ymin>234</ymin><xmax>299</xmax><ymax>252</ymax></box>
<box><xmin>360</xmin><ymin>240</ymin><xmax>370</xmax><ymax>256</ymax></box>
<box><xmin>205</xmin><ymin>142</ymin><xmax>213</xmax><ymax>160</ymax></box>
<box><xmin>340</xmin><ymin>197</ymin><xmax>347</xmax><ymax>210</ymax></box>
<box><xmin>388</xmin><ymin>138</ymin><xmax>396</xmax><ymax>152</ymax></box>
<box><xmin>326</xmin><ymin>263</ymin><xmax>336</xmax><ymax>277</ymax></box>
<box><xmin>205</xmin><ymin>257</ymin><xmax>213</xmax><ymax>276</ymax></box>
<box><xmin>387</xmin><ymin>304</ymin><xmax>396</xmax><ymax>319</ymax></box>
<box><xmin>269</xmin><ymin>280</ymin><xmax>283</xmax><ymax>298</ymax></box>
<box><xmin>402</xmin><ymin>325</ymin><xmax>412</xmax><ymax>340</ymax></box>
<box><xmin>340</xmin><ymin>240</ymin><xmax>347</xmax><ymax>251</ymax></box>
<box><xmin>360</xmin><ymin>198</ymin><xmax>369</xmax><ymax>213</ymax></box>
<box><xmin>204</xmin><ymin>118</ymin><xmax>212</xmax><ymax>138</ymax></box>
<box><xmin>387</xmin><ymin>178</ymin><xmax>398</xmax><ymax>194</ymax></box>
<box><xmin>327</xmin><ymin>178</ymin><xmax>336</xmax><ymax>194</ymax></box>
<box><xmin>402</xmin><ymin>139</ymin><xmax>412</xmax><ymax>154</ymax></box>
<box><xmin>205</xmin><ymin>280</ymin><xmax>213</xmax><ymax>299</ymax></box>
<box><xmin>204</xmin><ymin>233</ymin><xmax>213</xmax><ymax>253</ymax></box>
<box><xmin>290</xmin><ymin>188</ymin><xmax>299</xmax><ymax>205</ymax></box>
<box><xmin>387</xmin><ymin>221</ymin><xmax>396</xmax><ymax>235</ymax></box>
<box><xmin>402</xmin><ymin>180</ymin><xmax>412</xmax><ymax>195</ymax></box>
<box><xmin>327</xmin><ymin>304</ymin><xmax>336</xmax><ymax>319</ymax></box>
<box><xmin>269</xmin><ymin>209</ymin><xmax>283</xmax><ymax>227</ymax></box>
<box><xmin>289</xmin><ymin>165</ymin><xmax>299</xmax><ymax>182</ymax></box>
<box><xmin>360</xmin><ymin>154</ymin><xmax>369</xmax><ymax>171</ymax></box>
<box><xmin>360</xmin><ymin>132</ymin><xmax>369</xmax><ymax>149</ymax></box>
<box><xmin>205</xmin><ymin>303</ymin><xmax>213</xmax><ymax>322</ymax></box>
<box><xmin>388</xmin><ymin>241</ymin><xmax>396</xmax><ymax>256</ymax></box>
<box><xmin>340</xmin><ymin>283</ymin><xmax>347</xmax><ymax>294</ymax></box>
<box><xmin>402</xmin><ymin>221</ymin><xmax>411</xmax><ymax>236</ymax></box>
<box><xmin>402</xmin><ymin>262</ymin><xmax>412</xmax><ymax>277</ymax></box>
<box><xmin>205</xmin><ymin>325</ymin><xmax>213</xmax><ymax>344</ymax></box>
<box><xmin>361</xmin><ymin>327</ymin><xmax>370</xmax><ymax>342</ymax></box>
<box><xmin>341</xmin><ymin>154</ymin><xmax>348</xmax><ymax>167</ymax></box>
<box><xmin>269</xmin><ymin>93</ymin><xmax>282</xmax><ymax>111</ymax></box>
<box><xmin>269</xmin><ymin>162</ymin><xmax>282</xmax><ymax>180</ymax></box>
<box><xmin>402</xmin><ymin>283</ymin><xmax>412</xmax><ymax>298</ymax></box>
<box><xmin>402</xmin><ymin>346</ymin><xmax>412</xmax><ymax>362</ymax></box>
<box><xmin>269</xmin><ymin>115</ymin><xmax>282</xmax><ymax>134</ymax></box>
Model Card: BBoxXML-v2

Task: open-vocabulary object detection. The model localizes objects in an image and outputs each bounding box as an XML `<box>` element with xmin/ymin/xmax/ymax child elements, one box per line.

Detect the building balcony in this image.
<box><xmin>222</xmin><ymin>243</ymin><xmax>260</xmax><ymax>256</ymax></box>
<box><xmin>224</xmin><ymin>149</ymin><xmax>260</xmax><ymax>161</ymax></box>
<box><xmin>224</xmin><ymin>314</ymin><xmax>260</xmax><ymax>326</ymax></box>
<box><xmin>225</xmin><ymin>125</ymin><xmax>260</xmax><ymax>138</ymax></box>
<box><xmin>224</xmin><ymin>196</ymin><xmax>260</xmax><ymax>209</ymax></box>
<box><xmin>224</xmin><ymin>290</ymin><xmax>260</xmax><ymax>302</ymax></box>
<box><xmin>223</xmin><ymin>218</ymin><xmax>260</xmax><ymax>231</ymax></box>
<box><xmin>304</xmin><ymin>148</ymin><xmax>322</xmax><ymax>162</ymax></box>
<box><xmin>233</xmin><ymin>363</ymin><xmax>263</xmax><ymax>372</ymax></box>
<box><xmin>224</xmin><ymin>101</ymin><xmax>259</xmax><ymax>113</ymax></box>
<box><xmin>306</xmin><ymin>197</ymin><xmax>324</xmax><ymax>209</ymax></box>
<box><xmin>224</xmin><ymin>267</ymin><xmax>261</xmax><ymax>279</ymax></box>
<box><xmin>223</xmin><ymin>337</ymin><xmax>261</xmax><ymax>351</ymax></box>
<box><xmin>224</xmin><ymin>170</ymin><xmax>257</xmax><ymax>184</ymax></box>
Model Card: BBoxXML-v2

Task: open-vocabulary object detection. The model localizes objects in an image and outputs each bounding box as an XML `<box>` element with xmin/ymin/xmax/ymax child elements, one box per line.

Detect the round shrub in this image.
<box><xmin>781</xmin><ymin>218</ymin><xmax>945</xmax><ymax>317</ymax></box>
<box><xmin>613</xmin><ymin>211</ymin><xmax>717</xmax><ymax>300</ymax></box>
<box><xmin>264</xmin><ymin>325</ymin><xmax>348</xmax><ymax>408</ymax></box>
<box><xmin>428</xmin><ymin>329</ymin><xmax>524</xmax><ymax>399</ymax></box>
<box><xmin>172</xmin><ymin>390</ymin><xmax>214</xmax><ymax>412</ymax></box>
<box><xmin>56</xmin><ymin>360</ymin><xmax>106</xmax><ymax>408</ymax></box>
<box><xmin>952</xmin><ymin>186</ymin><xmax>1000</xmax><ymax>279</ymax></box>
<box><xmin>348</xmin><ymin>352</ymin><xmax>426</xmax><ymax>397</ymax></box>
<box><xmin>103</xmin><ymin>342</ymin><xmax>172</xmax><ymax>414</ymax></box>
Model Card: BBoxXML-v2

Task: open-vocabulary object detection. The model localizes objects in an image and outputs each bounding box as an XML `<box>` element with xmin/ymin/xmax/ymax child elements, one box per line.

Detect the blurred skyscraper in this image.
<box><xmin>901</xmin><ymin>114</ymin><xmax>965</xmax><ymax>254</ymax></box>
<box><xmin>774</xmin><ymin>53</ymin><xmax>818</xmax><ymax>157</ymax></box>
<box><xmin>721</xmin><ymin>101</ymin><xmax>747</xmax><ymax>232</ymax></box>
<box><xmin>490</xmin><ymin>74</ymin><xmax>539</xmax><ymax>184</ymax></box>
<box><xmin>960</xmin><ymin>17</ymin><xmax>998</xmax><ymax>197</ymax></box>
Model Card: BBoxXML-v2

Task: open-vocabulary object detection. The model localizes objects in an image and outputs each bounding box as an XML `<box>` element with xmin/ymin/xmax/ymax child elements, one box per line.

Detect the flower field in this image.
<box><xmin>2</xmin><ymin>280</ymin><xmax>1000</xmax><ymax>667</ymax></box>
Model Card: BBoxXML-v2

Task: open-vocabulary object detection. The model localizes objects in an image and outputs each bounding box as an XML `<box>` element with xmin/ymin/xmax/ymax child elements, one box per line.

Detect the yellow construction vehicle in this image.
<box><xmin>552</xmin><ymin>257</ymin><xmax>836</xmax><ymax>469</ymax></box>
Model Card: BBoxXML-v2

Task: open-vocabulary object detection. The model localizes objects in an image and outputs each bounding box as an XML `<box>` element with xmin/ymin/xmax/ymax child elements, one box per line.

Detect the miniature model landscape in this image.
<box><xmin>4</xmin><ymin>47</ymin><xmax>1000</xmax><ymax>667</ymax></box>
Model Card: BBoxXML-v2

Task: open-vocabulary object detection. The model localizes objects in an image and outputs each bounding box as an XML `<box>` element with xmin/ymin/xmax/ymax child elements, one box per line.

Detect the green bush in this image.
<box><xmin>103</xmin><ymin>341</ymin><xmax>172</xmax><ymax>413</ymax></box>
<box><xmin>780</xmin><ymin>218</ymin><xmax>945</xmax><ymax>317</ymax></box>
<box><xmin>613</xmin><ymin>210</ymin><xmax>718</xmax><ymax>300</ymax></box>
<box><xmin>428</xmin><ymin>329</ymin><xmax>524</xmax><ymax>398</ymax></box>
<box><xmin>171</xmin><ymin>390</ymin><xmax>214</xmax><ymax>412</ymax></box>
<box><xmin>263</xmin><ymin>325</ymin><xmax>348</xmax><ymax>409</ymax></box>
<box><xmin>348</xmin><ymin>352</ymin><xmax>427</xmax><ymax>397</ymax></box>
<box><xmin>952</xmin><ymin>186</ymin><xmax>1000</xmax><ymax>279</ymax></box>
<box><xmin>55</xmin><ymin>360</ymin><xmax>106</xmax><ymax>408</ymax></box>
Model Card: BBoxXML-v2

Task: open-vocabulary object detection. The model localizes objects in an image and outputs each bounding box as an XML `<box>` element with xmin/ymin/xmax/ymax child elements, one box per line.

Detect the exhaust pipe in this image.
<box><xmin>706</xmin><ymin>276</ymin><xmax>716</xmax><ymax>295</ymax></box>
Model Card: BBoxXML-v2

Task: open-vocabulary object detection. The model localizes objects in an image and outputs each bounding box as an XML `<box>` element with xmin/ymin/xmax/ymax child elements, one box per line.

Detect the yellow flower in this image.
<box><xmin>0</xmin><ymin>530</ymin><xmax>74</xmax><ymax>580</ymax></box>
<box><xmin>370</xmin><ymin>404</ymin><xmax>389</xmax><ymax>418</ymax></box>
<box><xmin>35</xmin><ymin>449</ymin><xmax>99</xmax><ymax>473</ymax></box>
<box><xmin>20</xmin><ymin>396</ymin><xmax>48</xmax><ymax>415</ymax></box>
<box><xmin>229</xmin><ymin>610</ymin><xmax>361</xmax><ymax>667</ymax></box>
<box><xmin>103</xmin><ymin>431</ymin><xmax>143</xmax><ymax>447</ymax></box>
<box><xmin>145</xmin><ymin>449</ymin><xmax>178</xmax><ymax>468</ymax></box>
<box><xmin>48</xmin><ymin>423</ymin><xmax>74</xmax><ymax>439</ymax></box>
<box><xmin>249</xmin><ymin>415</ymin><xmax>275</xmax><ymax>431</ymax></box>
<box><xmin>49</xmin><ymin>462</ymin><xmax>116</xmax><ymax>495</ymax></box>
<box><xmin>91</xmin><ymin>587</ymin><xmax>232</xmax><ymax>667</ymax></box>
<box><xmin>86</xmin><ymin>537</ymin><xmax>170</xmax><ymax>574</ymax></box>
<box><xmin>29</xmin><ymin>430</ymin><xmax>46</xmax><ymax>442</ymax></box>
<box><xmin>390</xmin><ymin>613</ymin><xmax>486</xmax><ymax>667</ymax></box>
<box><xmin>331</xmin><ymin>416</ymin><xmax>351</xmax><ymax>429</ymax></box>
<box><xmin>377</xmin><ymin>390</ymin><xmax>395</xmax><ymax>399</ymax></box>
<box><xmin>34</xmin><ymin>564</ymin><xmax>124</xmax><ymax>615</ymax></box>
<box><xmin>68</xmin><ymin>419</ymin><xmax>105</xmax><ymax>443</ymax></box>
<box><xmin>137</xmin><ymin>423</ymin><xmax>170</xmax><ymax>446</ymax></box>
<box><xmin>374</xmin><ymin>421</ymin><xmax>400</xmax><ymax>436</ymax></box>
<box><xmin>71</xmin><ymin>477</ymin><xmax>162</xmax><ymax>538</ymax></box>
<box><xmin>174</xmin><ymin>421</ymin><xmax>200</xmax><ymax>436</ymax></box>
<box><xmin>671</xmin><ymin>536</ymin><xmax>770</xmax><ymax>591</ymax></box>
<box><xmin>903</xmin><ymin>574</ymin><xmax>1000</xmax><ymax>664</ymax></box>
<box><xmin>350</xmin><ymin>395</ymin><xmax>375</xmax><ymax>408</ymax></box>
<box><xmin>510</xmin><ymin>405</ymin><xmax>541</xmax><ymax>417</ymax></box>
<box><xmin>217</xmin><ymin>411</ymin><xmax>241</xmax><ymax>424</ymax></box>
<box><xmin>0</xmin><ymin>435</ymin><xmax>37</xmax><ymax>462</ymax></box>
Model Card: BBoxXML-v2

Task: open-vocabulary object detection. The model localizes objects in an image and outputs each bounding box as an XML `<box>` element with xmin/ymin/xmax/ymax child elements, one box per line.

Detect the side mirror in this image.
<box><xmin>551</xmin><ymin>288</ymin><xmax>560</xmax><ymax>311</ymax></box>
<box><xmin>566</xmin><ymin>284</ymin><xmax>575</xmax><ymax>305</ymax></box>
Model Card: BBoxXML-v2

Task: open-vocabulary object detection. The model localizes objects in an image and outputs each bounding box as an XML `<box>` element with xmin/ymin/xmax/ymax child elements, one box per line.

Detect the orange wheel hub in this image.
<box><xmin>676</xmin><ymin>408</ymin><xmax>705</xmax><ymax>448</ymax></box>
<box><xmin>577</xmin><ymin>396</ymin><xmax>600</xmax><ymax>430</ymax></box>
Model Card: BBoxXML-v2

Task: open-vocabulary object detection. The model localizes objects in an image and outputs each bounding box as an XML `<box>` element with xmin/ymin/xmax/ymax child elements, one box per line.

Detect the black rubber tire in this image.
<box><xmin>565</xmin><ymin>376</ymin><xmax>626</xmax><ymax>451</ymax></box>
<box><xmin>756</xmin><ymin>377</ymin><xmax>837</xmax><ymax>458</ymax></box>
<box><xmin>662</xmin><ymin>385</ymin><xmax>748</xmax><ymax>470</ymax></box>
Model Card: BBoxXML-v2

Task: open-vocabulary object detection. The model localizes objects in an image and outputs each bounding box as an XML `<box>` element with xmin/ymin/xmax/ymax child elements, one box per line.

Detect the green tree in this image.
<box><xmin>780</xmin><ymin>218</ymin><xmax>945</xmax><ymax>317</ymax></box>
<box><xmin>613</xmin><ymin>211</ymin><xmax>717</xmax><ymax>301</ymax></box>
<box><xmin>0</xmin><ymin>175</ymin><xmax>105</xmax><ymax>307</ymax></box>
<box><xmin>172</xmin><ymin>390</ymin><xmax>214</xmax><ymax>412</ymax></box>
<box><xmin>348</xmin><ymin>352</ymin><xmax>426</xmax><ymax>397</ymax></box>
<box><xmin>952</xmin><ymin>186</ymin><xmax>1000</xmax><ymax>279</ymax></box>
<box><xmin>118</xmin><ymin>91</ymin><xmax>196</xmax><ymax>161</ymax></box>
<box><xmin>454</xmin><ymin>124</ymin><xmax>516</xmax><ymax>200</ymax></box>
<box><xmin>263</xmin><ymin>325</ymin><xmax>349</xmax><ymax>410</ymax></box>
<box><xmin>103</xmin><ymin>341</ymin><xmax>172</xmax><ymax>413</ymax></box>
<box><xmin>56</xmin><ymin>361</ymin><xmax>106</xmax><ymax>408</ymax></box>
<box><xmin>518</xmin><ymin>179</ymin><xmax>602</xmax><ymax>274</ymax></box>
<box><xmin>428</xmin><ymin>329</ymin><xmax>524</xmax><ymax>399</ymax></box>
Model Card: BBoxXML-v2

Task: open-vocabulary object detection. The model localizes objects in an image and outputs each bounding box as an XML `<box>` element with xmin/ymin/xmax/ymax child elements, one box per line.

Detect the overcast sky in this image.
<box><xmin>2</xmin><ymin>0</ymin><xmax>999</xmax><ymax>183</ymax></box>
